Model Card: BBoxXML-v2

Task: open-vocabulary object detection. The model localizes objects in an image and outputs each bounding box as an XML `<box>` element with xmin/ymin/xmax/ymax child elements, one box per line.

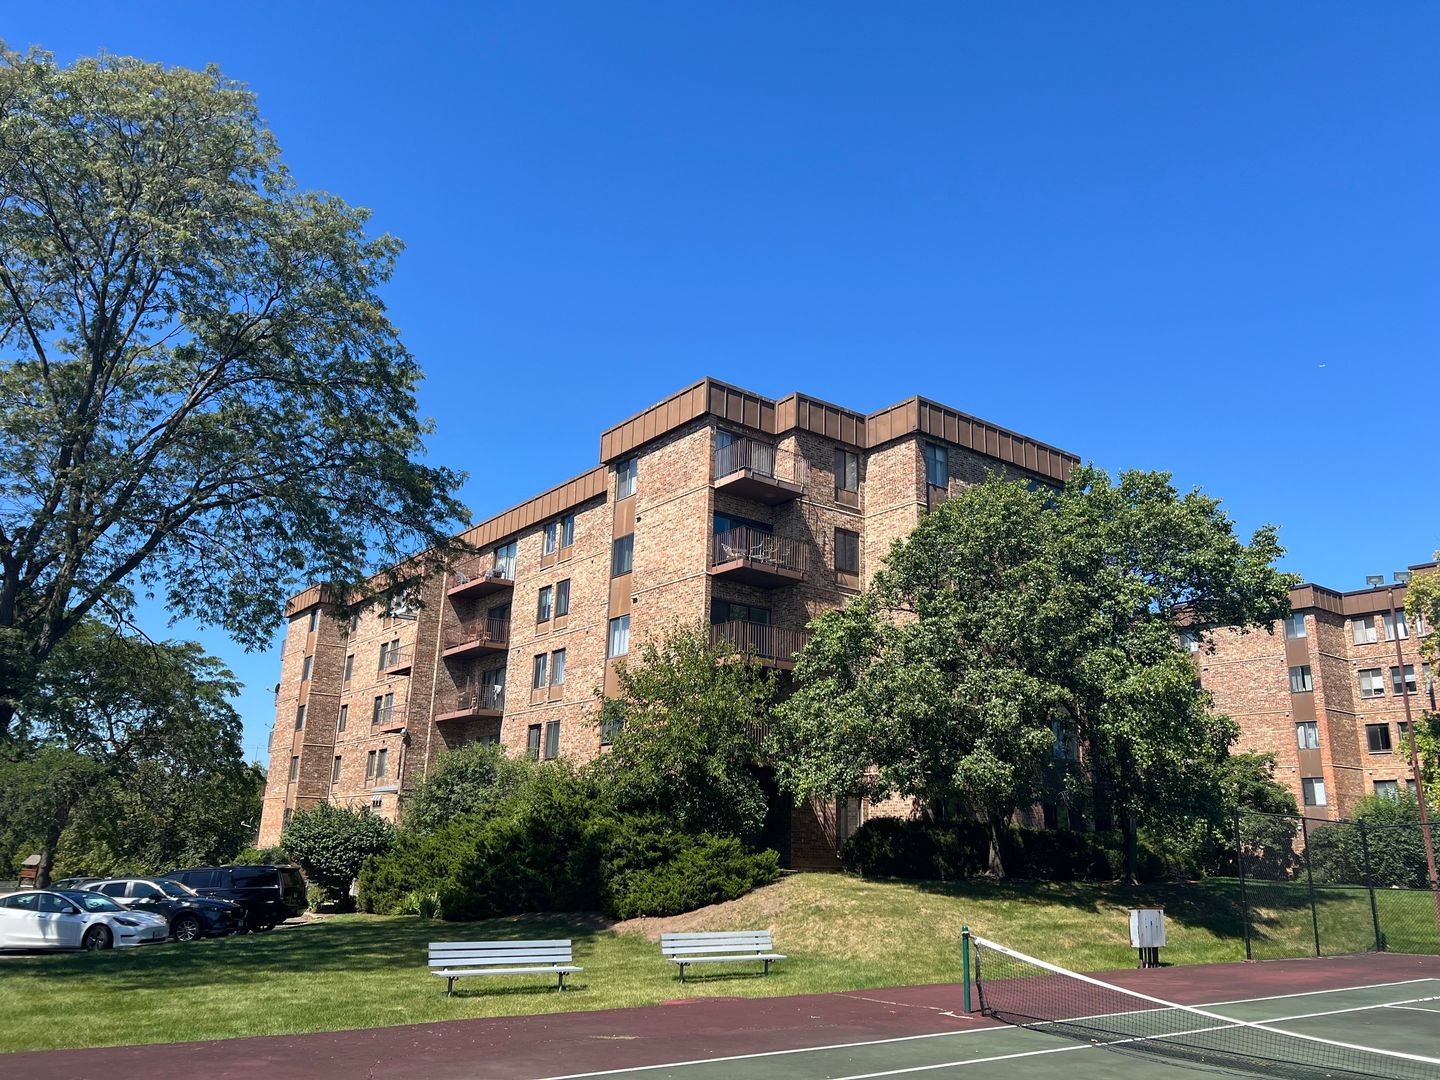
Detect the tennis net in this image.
<box><xmin>971</xmin><ymin>935</ymin><xmax>1440</xmax><ymax>1079</ymax></box>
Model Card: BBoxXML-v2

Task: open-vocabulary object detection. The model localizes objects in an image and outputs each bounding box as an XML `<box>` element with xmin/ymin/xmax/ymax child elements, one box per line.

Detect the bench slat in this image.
<box><xmin>661</xmin><ymin>943</ymin><xmax>776</xmax><ymax>956</ymax></box>
<box><xmin>430</xmin><ymin>955</ymin><xmax>573</xmax><ymax>967</ymax></box>
<box><xmin>669</xmin><ymin>953</ymin><xmax>786</xmax><ymax>964</ymax></box>
<box><xmin>660</xmin><ymin>932</ymin><xmax>770</xmax><ymax>942</ymax></box>
<box><xmin>430</xmin><ymin>939</ymin><xmax>570</xmax><ymax>950</ymax></box>
<box><xmin>433</xmin><ymin>966</ymin><xmax>581</xmax><ymax>978</ymax></box>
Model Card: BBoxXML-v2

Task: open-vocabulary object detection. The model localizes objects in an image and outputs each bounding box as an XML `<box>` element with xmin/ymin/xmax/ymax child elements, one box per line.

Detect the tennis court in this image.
<box><xmin>540</xmin><ymin>942</ymin><xmax>1440</xmax><ymax>1080</ymax></box>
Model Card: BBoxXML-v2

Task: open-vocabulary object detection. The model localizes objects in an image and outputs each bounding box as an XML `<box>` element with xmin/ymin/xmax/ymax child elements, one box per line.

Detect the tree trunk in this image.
<box><xmin>987</xmin><ymin>813</ymin><xmax>1010</xmax><ymax>879</ymax></box>
<box><xmin>1122</xmin><ymin>810</ymin><xmax>1140</xmax><ymax>885</ymax></box>
<box><xmin>35</xmin><ymin>803</ymin><xmax>71</xmax><ymax>889</ymax></box>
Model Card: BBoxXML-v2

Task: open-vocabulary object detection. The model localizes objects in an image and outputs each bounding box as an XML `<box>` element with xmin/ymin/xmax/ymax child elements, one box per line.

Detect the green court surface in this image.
<box><xmin>542</xmin><ymin>978</ymin><xmax>1440</xmax><ymax>1080</ymax></box>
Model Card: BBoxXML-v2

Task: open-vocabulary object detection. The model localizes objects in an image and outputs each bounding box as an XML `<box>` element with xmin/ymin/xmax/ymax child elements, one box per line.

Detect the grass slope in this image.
<box><xmin>2</xmin><ymin>872</ymin><xmax>1435</xmax><ymax>1054</ymax></box>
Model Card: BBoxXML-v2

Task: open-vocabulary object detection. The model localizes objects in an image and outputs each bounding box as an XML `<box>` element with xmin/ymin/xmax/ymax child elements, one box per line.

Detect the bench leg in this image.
<box><xmin>763</xmin><ymin>959</ymin><xmax>771</xmax><ymax>976</ymax></box>
<box><xmin>678</xmin><ymin>962</ymin><xmax>686</xmax><ymax>984</ymax></box>
<box><xmin>557</xmin><ymin>971</ymin><xmax>566</xmax><ymax>992</ymax></box>
<box><xmin>447</xmin><ymin>976</ymin><xmax>454</xmax><ymax>998</ymax></box>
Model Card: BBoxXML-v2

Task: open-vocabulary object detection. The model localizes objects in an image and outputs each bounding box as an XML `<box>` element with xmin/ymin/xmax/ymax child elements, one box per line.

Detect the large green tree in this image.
<box><xmin>0</xmin><ymin>619</ymin><xmax>254</xmax><ymax>885</ymax></box>
<box><xmin>772</xmin><ymin>468</ymin><xmax>1294</xmax><ymax>880</ymax></box>
<box><xmin>594</xmin><ymin>623</ymin><xmax>775</xmax><ymax>844</ymax></box>
<box><xmin>0</xmin><ymin>46</ymin><xmax>466</xmax><ymax>732</ymax></box>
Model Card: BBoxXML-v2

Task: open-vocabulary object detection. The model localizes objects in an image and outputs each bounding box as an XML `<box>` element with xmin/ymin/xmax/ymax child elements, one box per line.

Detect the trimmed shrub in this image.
<box><xmin>597</xmin><ymin>814</ymin><xmax>780</xmax><ymax>919</ymax></box>
<box><xmin>358</xmin><ymin>816</ymin><xmax>487</xmax><ymax>914</ymax></box>
<box><xmin>281</xmin><ymin>804</ymin><xmax>393</xmax><ymax>909</ymax></box>
<box><xmin>840</xmin><ymin>817</ymin><xmax>1163</xmax><ymax>883</ymax></box>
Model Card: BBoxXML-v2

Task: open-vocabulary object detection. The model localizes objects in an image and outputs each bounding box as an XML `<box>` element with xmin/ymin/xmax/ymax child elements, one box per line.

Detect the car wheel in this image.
<box><xmin>82</xmin><ymin>925</ymin><xmax>113</xmax><ymax>951</ymax></box>
<box><xmin>246</xmin><ymin>914</ymin><xmax>274</xmax><ymax>933</ymax></box>
<box><xmin>171</xmin><ymin>914</ymin><xmax>202</xmax><ymax>942</ymax></box>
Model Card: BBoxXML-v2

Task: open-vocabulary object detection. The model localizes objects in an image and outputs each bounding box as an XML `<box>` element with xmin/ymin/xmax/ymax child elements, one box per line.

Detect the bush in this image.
<box><xmin>840</xmin><ymin>817</ymin><xmax>1163</xmax><ymax>883</ymax></box>
<box><xmin>839</xmin><ymin>818</ymin><xmax>988</xmax><ymax>880</ymax></box>
<box><xmin>402</xmin><ymin>744</ymin><xmax>536</xmax><ymax>834</ymax></box>
<box><xmin>282</xmin><ymin>804</ymin><xmax>393</xmax><ymax>909</ymax></box>
<box><xmin>233</xmin><ymin>844</ymin><xmax>290</xmax><ymax>866</ymax></box>
<box><xmin>596</xmin><ymin>814</ymin><xmax>780</xmax><ymax>919</ymax></box>
<box><xmin>357</xmin><ymin>815</ymin><xmax>487</xmax><ymax>914</ymax></box>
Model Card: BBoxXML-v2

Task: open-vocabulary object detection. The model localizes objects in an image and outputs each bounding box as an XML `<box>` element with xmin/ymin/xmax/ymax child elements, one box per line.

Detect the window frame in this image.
<box><xmin>616</xmin><ymin>458</ymin><xmax>638</xmax><ymax>500</ymax></box>
<box><xmin>338</xmin><ymin>704</ymin><xmax>348</xmax><ymax>732</ymax></box>
<box><xmin>301</xmin><ymin>655</ymin><xmax>313</xmax><ymax>682</ymax></box>
<box><xmin>1288</xmin><ymin>665</ymin><xmax>1313</xmax><ymax>694</ymax></box>
<box><xmin>288</xmin><ymin>756</ymin><xmax>299</xmax><ymax>783</ymax></box>
<box><xmin>1353</xmin><ymin>616</ymin><xmax>1378</xmax><ymax>645</ymax></box>
<box><xmin>536</xmin><ymin>584</ymin><xmax>553</xmax><ymax>624</ymax></box>
<box><xmin>608</xmin><ymin>614</ymin><xmax>631</xmax><ymax>659</ymax></box>
<box><xmin>1359</xmin><ymin>667</ymin><xmax>1385</xmax><ymax>699</ymax></box>
<box><xmin>295</xmin><ymin>704</ymin><xmax>306</xmax><ymax>730</ymax></box>
<box><xmin>526</xmin><ymin>724</ymin><xmax>542</xmax><ymax>760</ymax></box>
<box><xmin>1295</xmin><ymin>721</ymin><xmax>1319</xmax><ymax>750</ymax></box>
<box><xmin>1390</xmin><ymin>664</ymin><xmax>1417</xmax><ymax>696</ymax></box>
<box><xmin>1384</xmin><ymin>610</ymin><xmax>1409</xmax><ymax>641</ymax></box>
<box><xmin>1283</xmin><ymin>612</ymin><xmax>1307</xmax><ymax>639</ymax></box>
<box><xmin>554</xmin><ymin>578</ymin><xmax>571</xmax><ymax>619</ymax></box>
<box><xmin>1301</xmin><ymin>777</ymin><xmax>1328</xmax><ymax>807</ymax></box>
<box><xmin>543</xmin><ymin>720</ymin><xmax>560</xmax><ymax>760</ymax></box>
<box><xmin>834</xmin><ymin>527</ymin><xmax>861</xmax><ymax>577</ymax></box>
<box><xmin>923</xmin><ymin>442</ymin><xmax>948</xmax><ymax>488</ymax></box>
<box><xmin>1366</xmin><ymin>723</ymin><xmax>1393</xmax><ymax>754</ymax></box>
<box><xmin>611</xmin><ymin>534</ymin><xmax>634</xmax><ymax>577</ymax></box>
<box><xmin>332</xmin><ymin>756</ymin><xmax>342</xmax><ymax>784</ymax></box>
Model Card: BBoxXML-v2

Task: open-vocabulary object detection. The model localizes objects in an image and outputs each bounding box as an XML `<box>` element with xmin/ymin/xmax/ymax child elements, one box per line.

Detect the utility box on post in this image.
<box><xmin>1129</xmin><ymin>908</ymin><xmax>1165</xmax><ymax>968</ymax></box>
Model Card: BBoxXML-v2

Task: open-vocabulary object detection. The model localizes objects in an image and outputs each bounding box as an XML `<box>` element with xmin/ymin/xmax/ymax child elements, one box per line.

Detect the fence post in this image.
<box><xmin>1235</xmin><ymin>808</ymin><xmax>1253</xmax><ymax>961</ymax></box>
<box><xmin>1301</xmin><ymin>815</ymin><xmax>1321</xmax><ymax>957</ymax></box>
<box><xmin>1358</xmin><ymin>819</ymin><xmax>1383</xmax><ymax>952</ymax></box>
<box><xmin>962</xmin><ymin>925</ymin><xmax>972</xmax><ymax>1013</ymax></box>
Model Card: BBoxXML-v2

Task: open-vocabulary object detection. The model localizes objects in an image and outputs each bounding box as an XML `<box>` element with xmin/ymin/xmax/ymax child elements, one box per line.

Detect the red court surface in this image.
<box><xmin>9</xmin><ymin>952</ymin><xmax>1440</xmax><ymax>1080</ymax></box>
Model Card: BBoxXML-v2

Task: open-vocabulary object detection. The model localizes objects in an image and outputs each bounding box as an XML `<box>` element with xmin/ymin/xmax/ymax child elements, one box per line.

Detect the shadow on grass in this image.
<box><xmin>11</xmin><ymin>912</ymin><xmax>619</xmax><ymax>992</ymax></box>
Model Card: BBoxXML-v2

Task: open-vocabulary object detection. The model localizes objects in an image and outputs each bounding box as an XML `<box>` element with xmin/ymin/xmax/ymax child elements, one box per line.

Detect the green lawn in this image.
<box><xmin>1</xmin><ymin>872</ymin><xmax>1434</xmax><ymax>1055</ymax></box>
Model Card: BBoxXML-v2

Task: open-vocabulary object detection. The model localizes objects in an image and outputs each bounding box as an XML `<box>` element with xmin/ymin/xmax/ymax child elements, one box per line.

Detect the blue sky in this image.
<box><xmin>11</xmin><ymin>4</ymin><xmax>1438</xmax><ymax>762</ymax></box>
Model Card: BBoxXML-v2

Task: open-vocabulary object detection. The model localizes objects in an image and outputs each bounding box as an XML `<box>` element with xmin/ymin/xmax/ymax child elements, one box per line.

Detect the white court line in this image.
<box><xmin>535</xmin><ymin>978</ymin><xmax>1440</xmax><ymax>1079</ymax></box>
<box><xmin>1386</xmin><ymin>1002</ymin><xmax>1440</xmax><ymax>1014</ymax></box>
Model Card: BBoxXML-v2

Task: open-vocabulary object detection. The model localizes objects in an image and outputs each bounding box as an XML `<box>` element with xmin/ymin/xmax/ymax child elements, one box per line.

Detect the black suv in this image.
<box><xmin>88</xmin><ymin>877</ymin><xmax>245</xmax><ymax>940</ymax></box>
<box><xmin>163</xmin><ymin>865</ymin><xmax>307</xmax><ymax>931</ymax></box>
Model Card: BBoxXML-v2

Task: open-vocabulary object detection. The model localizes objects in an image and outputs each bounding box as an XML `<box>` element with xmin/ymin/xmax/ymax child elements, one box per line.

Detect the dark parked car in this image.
<box><xmin>88</xmin><ymin>878</ymin><xmax>246</xmax><ymax>941</ymax></box>
<box><xmin>50</xmin><ymin>876</ymin><xmax>101</xmax><ymax>891</ymax></box>
<box><xmin>162</xmin><ymin>865</ymin><xmax>307</xmax><ymax>931</ymax></box>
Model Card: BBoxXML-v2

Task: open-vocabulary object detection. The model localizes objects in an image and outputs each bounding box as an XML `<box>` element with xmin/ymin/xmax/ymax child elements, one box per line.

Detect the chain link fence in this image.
<box><xmin>1236</xmin><ymin>809</ymin><xmax>1440</xmax><ymax>959</ymax></box>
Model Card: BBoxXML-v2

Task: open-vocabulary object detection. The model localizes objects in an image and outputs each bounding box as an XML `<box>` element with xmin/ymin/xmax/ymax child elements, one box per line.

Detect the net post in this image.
<box><xmin>1301</xmin><ymin>814</ymin><xmax>1321</xmax><ymax>957</ymax></box>
<box><xmin>961</xmin><ymin>924</ymin><xmax>972</xmax><ymax>1013</ymax></box>
<box><xmin>1234</xmin><ymin>807</ymin><xmax>1252</xmax><ymax>961</ymax></box>
<box><xmin>1358</xmin><ymin>818</ymin><xmax>1383</xmax><ymax>952</ymax></box>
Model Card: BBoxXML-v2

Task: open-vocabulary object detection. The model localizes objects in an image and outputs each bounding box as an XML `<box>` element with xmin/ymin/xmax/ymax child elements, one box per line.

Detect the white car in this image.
<box><xmin>0</xmin><ymin>889</ymin><xmax>169</xmax><ymax>950</ymax></box>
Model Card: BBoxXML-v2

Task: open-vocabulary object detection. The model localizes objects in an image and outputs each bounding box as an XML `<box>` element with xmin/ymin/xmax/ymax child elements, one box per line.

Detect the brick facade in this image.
<box><xmin>256</xmin><ymin>379</ymin><xmax>1077</xmax><ymax>859</ymax></box>
<box><xmin>1198</xmin><ymin>567</ymin><xmax>1436</xmax><ymax>820</ymax></box>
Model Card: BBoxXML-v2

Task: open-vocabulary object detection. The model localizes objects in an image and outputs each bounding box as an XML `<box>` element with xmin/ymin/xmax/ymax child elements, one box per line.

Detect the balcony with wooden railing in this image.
<box><xmin>447</xmin><ymin>556</ymin><xmax>516</xmax><ymax>600</ymax></box>
<box><xmin>435</xmin><ymin>682</ymin><xmax>505</xmax><ymax>722</ymax></box>
<box><xmin>442</xmin><ymin>616</ymin><xmax>511</xmax><ymax>659</ymax></box>
<box><xmin>711</xmin><ymin>437</ymin><xmax>804</xmax><ymax>505</ymax></box>
<box><xmin>709</xmin><ymin>620</ymin><xmax>811</xmax><ymax>671</ymax></box>
<box><xmin>710</xmin><ymin>526</ymin><xmax>807</xmax><ymax>588</ymax></box>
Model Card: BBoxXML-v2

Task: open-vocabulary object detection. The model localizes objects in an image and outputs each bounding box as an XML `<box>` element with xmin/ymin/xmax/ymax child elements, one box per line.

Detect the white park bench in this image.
<box><xmin>428</xmin><ymin>939</ymin><xmax>581</xmax><ymax>995</ymax></box>
<box><xmin>660</xmin><ymin>931</ymin><xmax>786</xmax><ymax>983</ymax></box>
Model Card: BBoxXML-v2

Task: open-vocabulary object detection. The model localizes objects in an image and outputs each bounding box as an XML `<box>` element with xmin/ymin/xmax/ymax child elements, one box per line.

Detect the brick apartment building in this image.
<box><xmin>1199</xmin><ymin>565</ymin><xmax>1435</xmax><ymax>820</ymax></box>
<box><xmin>256</xmin><ymin>378</ymin><xmax>1078</xmax><ymax>863</ymax></box>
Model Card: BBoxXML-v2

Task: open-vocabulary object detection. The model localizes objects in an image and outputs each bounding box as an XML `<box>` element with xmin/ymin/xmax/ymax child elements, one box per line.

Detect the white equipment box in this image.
<box><xmin>1129</xmin><ymin>907</ymin><xmax>1165</xmax><ymax>968</ymax></box>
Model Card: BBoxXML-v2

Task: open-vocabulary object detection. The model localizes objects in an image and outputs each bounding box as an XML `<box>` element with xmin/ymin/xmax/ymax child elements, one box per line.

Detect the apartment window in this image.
<box><xmin>494</xmin><ymin>540</ymin><xmax>518</xmax><ymax>579</ymax></box>
<box><xmin>295</xmin><ymin>705</ymin><xmax>306</xmax><ymax>731</ymax></box>
<box><xmin>371</xmin><ymin>696</ymin><xmax>384</xmax><ymax>725</ymax></box>
<box><xmin>348</xmin><ymin>613</ymin><xmax>359</xmax><ymax>634</ymax></box>
<box><xmin>608</xmin><ymin>615</ymin><xmax>631</xmax><ymax>658</ymax></box>
<box><xmin>834</xmin><ymin>528</ymin><xmax>860</xmax><ymax>576</ymax></box>
<box><xmin>923</xmin><ymin>443</ymin><xmax>948</xmax><ymax>488</ymax></box>
<box><xmin>560</xmin><ymin>513</ymin><xmax>575</xmax><ymax>548</ymax></box>
<box><xmin>374</xmin><ymin>748</ymin><xmax>387</xmax><ymax>780</ymax></box>
<box><xmin>1295</xmin><ymin>721</ymin><xmax>1319</xmax><ymax>750</ymax></box>
<box><xmin>1179</xmin><ymin>629</ymin><xmax>1199</xmax><ymax>653</ymax></box>
<box><xmin>834</xmin><ymin>449</ymin><xmax>859</xmax><ymax>494</ymax></box>
<box><xmin>543</xmin><ymin>521</ymin><xmax>559</xmax><ymax>555</ymax></box>
<box><xmin>1399</xmin><ymin>721</ymin><xmax>1410</xmax><ymax>747</ymax></box>
<box><xmin>1391</xmin><ymin>664</ymin><xmax>1417</xmax><ymax>696</ymax></box>
<box><xmin>537</xmin><ymin>585</ymin><xmax>553</xmax><ymax>623</ymax></box>
<box><xmin>283</xmin><ymin>807</ymin><xmax>293</xmax><ymax>826</ymax></box>
<box><xmin>338</xmin><ymin>704</ymin><xmax>348</xmax><ymax>732</ymax></box>
<box><xmin>1359</xmin><ymin>668</ymin><xmax>1385</xmax><ymax>698</ymax></box>
<box><xmin>343</xmin><ymin>653</ymin><xmax>354</xmax><ymax>683</ymax></box>
<box><xmin>601</xmin><ymin>711</ymin><xmax>623</xmax><ymax>746</ymax></box>
<box><xmin>1375</xmin><ymin>780</ymin><xmax>1400</xmax><ymax>799</ymax></box>
<box><xmin>543</xmin><ymin>720</ymin><xmax>560</xmax><ymax>760</ymax></box>
<box><xmin>1301</xmin><ymin>777</ymin><xmax>1327</xmax><ymax>807</ymax></box>
<box><xmin>1352</xmin><ymin>616</ymin><xmax>1378</xmax><ymax>645</ymax></box>
<box><xmin>526</xmin><ymin>724</ymin><xmax>542</xmax><ymax>760</ymax></box>
<box><xmin>301</xmin><ymin>655</ymin><xmax>313</xmax><ymax>682</ymax></box>
<box><xmin>1383</xmin><ymin>610</ymin><xmax>1409</xmax><ymax>641</ymax></box>
<box><xmin>617</xmin><ymin>458</ymin><xmax>638</xmax><ymax>499</ymax></box>
<box><xmin>711</xmin><ymin>599</ymin><xmax>771</xmax><ymax>624</ymax></box>
<box><xmin>365</xmin><ymin>750</ymin><xmax>377</xmax><ymax>780</ymax></box>
<box><xmin>288</xmin><ymin>756</ymin><xmax>299</xmax><ymax>783</ymax></box>
<box><xmin>308</xmin><ymin>608</ymin><xmax>320</xmax><ymax>633</ymax></box>
<box><xmin>331</xmin><ymin>756</ymin><xmax>342</xmax><ymax>784</ymax></box>
<box><xmin>555</xmin><ymin>579</ymin><xmax>570</xmax><ymax>618</ymax></box>
<box><xmin>378</xmin><ymin>640</ymin><xmax>400</xmax><ymax>671</ymax></box>
<box><xmin>612</xmin><ymin>534</ymin><xmax>634</xmax><ymax>577</ymax></box>
<box><xmin>532</xmin><ymin>653</ymin><xmax>548</xmax><ymax>690</ymax></box>
<box><xmin>1283</xmin><ymin>612</ymin><xmax>1307</xmax><ymax>639</ymax></box>
<box><xmin>1288</xmin><ymin>665</ymin><xmax>1313</xmax><ymax>693</ymax></box>
<box><xmin>1366</xmin><ymin>723</ymin><xmax>1393</xmax><ymax>753</ymax></box>
<box><xmin>551</xmin><ymin>648</ymin><xmax>566</xmax><ymax>686</ymax></box>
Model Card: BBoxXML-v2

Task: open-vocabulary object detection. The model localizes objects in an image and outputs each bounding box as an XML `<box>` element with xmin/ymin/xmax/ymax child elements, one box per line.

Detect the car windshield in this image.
<box><xmin>154</xmin><ymin>879</ymin><xmax>196</xmax><ymax>898</ymax></box>
<box><xmin>60</xmin><ymin>891</ymin><xmax>123</xmax><ymax>913</ymax></box>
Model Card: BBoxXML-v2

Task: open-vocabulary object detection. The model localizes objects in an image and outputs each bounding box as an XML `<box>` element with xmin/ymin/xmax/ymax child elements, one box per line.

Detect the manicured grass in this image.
<box><xmin>0</xmin><ymin>872</ymin><xmax>1434</xmax><ymax>1054</ymax></box>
